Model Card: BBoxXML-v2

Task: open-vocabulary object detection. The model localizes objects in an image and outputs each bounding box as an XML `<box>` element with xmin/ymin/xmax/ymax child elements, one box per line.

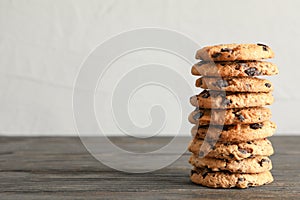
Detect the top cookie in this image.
<box><xmin>195</xmin><ymin>43</ymin><xmax>274</xmax><ymax>61</ymax></box>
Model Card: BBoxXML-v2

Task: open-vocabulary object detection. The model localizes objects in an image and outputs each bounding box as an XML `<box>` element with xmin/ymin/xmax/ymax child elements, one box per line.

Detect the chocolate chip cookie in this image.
<box><xmin>195</xmin><ymin>43</ymin><xmax>274</xmax><ymax>61</ymax></box>
<box><xmin>191</xmin><ymin>121</ymin><xmax>277</xmax><ymax>143</ymax></box>
<box><xmin>188</xmin><ymin>107</ymin><xmax>271</xmax><ymax>125</ymax></box>
<box><xmin>196</xmin><ymin>77</ymin><xmax>273</xmax><ymax>92</ymax></box>
<box><xmin>190</xmin><ymin>168</ymin><xmax>273</xmax><ymax>188</ymax></box>
<box><xmin>188</xmin><ymin>138</ymin><xmax>274</xmax><ymax>160</ymax></box>
<box><xmin>190</xmin><ymin>90</ymin><xmax>274</xmax><ymax>109</ymax></box>
<box><xmin>191</xmin><ymin>60</ymin><xmax>278</xmax><ymax>77</ymax></box>
<box><xmin>189</xmin><ymin>155</ymin><xmax>272</xmax><ymax>173</ymax></box>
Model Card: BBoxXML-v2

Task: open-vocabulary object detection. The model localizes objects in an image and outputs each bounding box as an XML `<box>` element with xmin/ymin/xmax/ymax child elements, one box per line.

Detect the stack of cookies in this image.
<box><xmin>188</xmin><ymin>43</ymin><xmax>278</xmax><ymax>188</ymax></box>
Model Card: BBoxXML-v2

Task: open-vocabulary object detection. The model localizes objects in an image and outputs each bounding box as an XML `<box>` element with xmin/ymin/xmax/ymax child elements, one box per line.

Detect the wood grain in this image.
<box><xmin>0</xmin><ymin>136</ymin><xmax>299</xmax><ymax>199</ymax></box>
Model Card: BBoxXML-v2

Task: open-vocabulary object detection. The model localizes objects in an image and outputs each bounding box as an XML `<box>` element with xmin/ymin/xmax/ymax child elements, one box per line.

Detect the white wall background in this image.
<box><xmin>0</xmin><ymin>0</ymin><xmax>299</xmax><ymax>136</ymax></box>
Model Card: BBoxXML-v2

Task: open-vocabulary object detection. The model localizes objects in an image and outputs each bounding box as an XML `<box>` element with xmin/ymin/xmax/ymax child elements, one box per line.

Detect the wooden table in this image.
<box><xmin>0</xmin><ymin>136</ymin><xmax>299</xmax><ymax>199</ymax></box>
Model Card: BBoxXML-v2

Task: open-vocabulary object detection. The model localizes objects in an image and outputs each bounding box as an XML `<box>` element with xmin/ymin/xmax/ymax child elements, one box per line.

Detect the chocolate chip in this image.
<box><xmin>250</xmin><ymin>123</ymin><xmax>263</xmax><ymax>129</ymax></box>
<box><xmin>237</xmin><ymin>177</ymin><xmax>245</xmax><ymax>182</ymax></box>
<box><xmin>257</xmin><ymin>43</ymin><xmax>269</xmax><ymax>51</ymax></box>
<box><xmin>235</xmin><ymin>114</ymin><xmax>245</xmax><ymax>122</ymax></box>
<box><xmin>193</xmin><ymin>112</ymin><xmax>204</xmax><ymax>120</ymax></box>
<box><xmin>238</xmin><ymin>148</ymin><xmax>248</xmax><ymax>154</ymax></box>
<box><xmin>199</xmin><ymin>151</ymin><xmax>204</xmax><ymax>157</ymax></box>
<box><xmin>229</xmin><ymin>154</ymin><xmax>235</xmax><ymax>159</ymax></box>
<box><xmin>245</xmin><ymin>67</ymin><xmax>260</xmax><ymax>76</ymax></box>
<box><xmin>247</xmin><ymin>141</ymin><xmax>252</xmax><ymax>144</ymax></box>
<box><xmin>212</xmin><ymin>52</ymin><xmax>222</xmax><ymax>58</ymax></box>
<box><xmin>221</xmin><ymin>48</ymin><xmax>232</xmax><ymax>52</ymax></box>
<box><xmin>238</xmin><ymin>148</ymin><xmax>253</xmax><ymax>154</ymax></box>
<box><xmin>265</xmin><ymin>83</ymin><xmax>272</xmax><ymax>88</ymax></box>
<box><xmin>201</xmin><ymin>90</ymin><xmax>210</xmax><ymax>98</ymax></box>
<box><xmin>257</xmin><ymin>43</ymin><xmax>267</xmax><ymax>47</ymax></box>
<box><xmin>214</xmin><ymin>79</ymin><xmax>229</xmax><ymax>88</ymax></box>
<box><xmin>235</xmin><ymin>65</ymin><xmax>241</xmax><ymax>70</ymax></box>
<box><xmin>257</xmin><ymin>43</ymin><xmax>268</xmax><ymax>47</ymax></box>
<box><xmin>222</xmin><ymin>98</ymin><xmax>232</xmax><ymax>106</ymax></box>
<box><xmin>224</xmin><ymin>142</ymin><xmax>231</xmax><ymax>146</ymax></box>
<box><xmin>259</xmin><ymin>158</ymin><xmax>269</xmax><ymax>167</ymax></box>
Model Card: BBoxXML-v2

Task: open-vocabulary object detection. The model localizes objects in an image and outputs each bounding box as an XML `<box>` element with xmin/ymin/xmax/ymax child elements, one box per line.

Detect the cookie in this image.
<box><xmin>188</xmin><ymin>107</ymin><xmax>271</xmax><ymax>125</ymax></box>
<box><xmin>191</xmin><ymin>60</ymin><xmax>279</xmax><ymax>77</ymax></box>
<box><xmin>195</xmin><ymin>43</ymin><xmax>274</xmax><ymax>61</ymax></box>
<box><xmin>190</xmin><ymin>90</ymin><xmax>274</xmax><ymax>109</ymax></box>
<box><xmin>190</xmin><ymin>168</ymin><xmax>273</xmax><ymax>188</ymax></box>
<box><xmin>189</xmin><ymin>155</ymin><xmax>272</xmax><ymax>173</ymax></box>
<box><xmin>196</xmin><ymin>77</ymin><xmax>273</xmax><ymax>93</ymax></box>
<box><xmin>188</xmin><ymin>138</ymin><xmax>274</xmax><ymax>160</ymax></box>
<box><xmin>191</xmin><ymin>121</ymin><xmax>277</xmax><ymax>143</ymax></box>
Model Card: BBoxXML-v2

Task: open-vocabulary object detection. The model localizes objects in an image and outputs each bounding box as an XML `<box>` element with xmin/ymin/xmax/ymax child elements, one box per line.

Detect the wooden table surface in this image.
<box><xmin>0</xmin><ymin>136</ymin><xmax>299</xmax><ymax>200</ymax></box>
